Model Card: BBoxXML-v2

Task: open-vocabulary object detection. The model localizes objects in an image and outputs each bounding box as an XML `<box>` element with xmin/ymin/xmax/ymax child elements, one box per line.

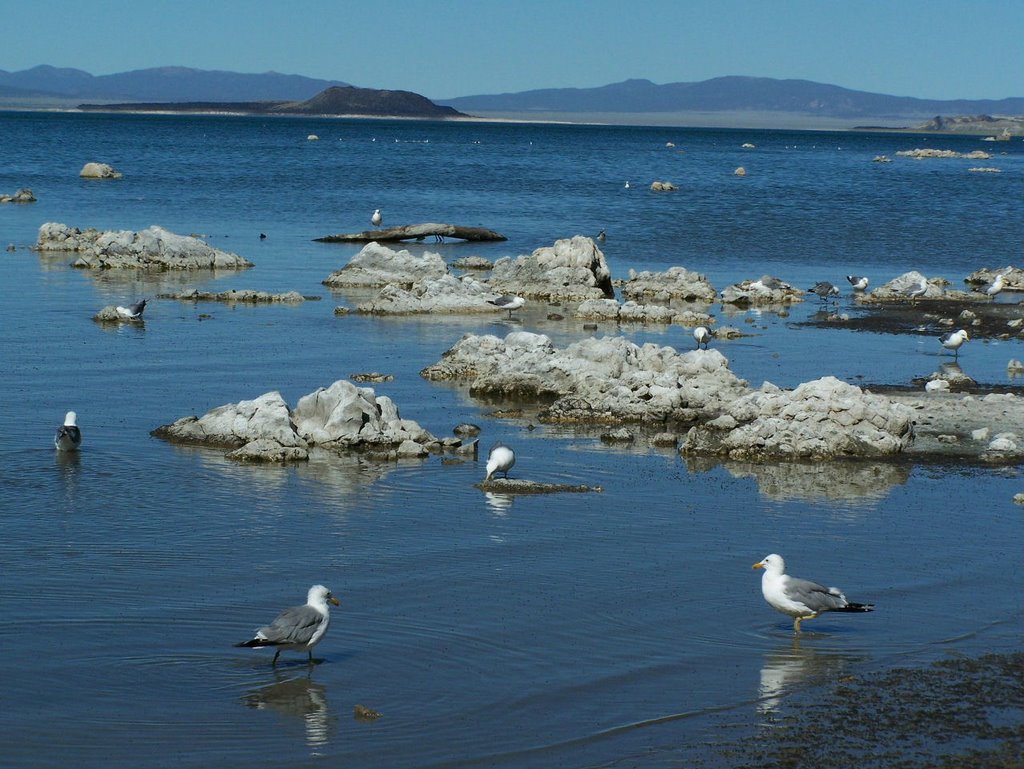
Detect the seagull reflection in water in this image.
<box><xmin>757</xmin><ymin>639</ymin><xmax>853</xmax><ymax>717</ymax></box>
<box><xmin>242</xmin><ymin>673</ymin><xmax>334</xmax><ymax>753</ymax></box>
<box><xmin>484</xmin><ymin>491</ymin><xmax>514</xmax><ymax>516</ymax></box>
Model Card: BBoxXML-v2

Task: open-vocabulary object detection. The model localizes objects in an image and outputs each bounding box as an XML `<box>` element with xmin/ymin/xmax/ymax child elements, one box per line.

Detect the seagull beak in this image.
<box><xmin>752</xmin><ymin>561</ymin><xmax>765</xmax><ymax>570</ymax></box>
<box><xmin>329</xmin><ymin>595</ymin><xmax>340</xmax><ymax>606</ymax></box>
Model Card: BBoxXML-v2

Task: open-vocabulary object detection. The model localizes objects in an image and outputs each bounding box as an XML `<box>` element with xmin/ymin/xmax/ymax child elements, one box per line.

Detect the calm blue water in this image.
<box><xmin>1</xmin><ymin>111</ymin><xmax>1022</xmax><ymax>768</ymax></box>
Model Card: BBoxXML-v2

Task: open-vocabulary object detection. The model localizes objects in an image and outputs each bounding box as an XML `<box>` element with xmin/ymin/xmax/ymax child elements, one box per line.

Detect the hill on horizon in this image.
<box><xmin>0</xmin><ymin>64</ymin><xmax>350</xmax><ymax>102</ymax></box>
<box><xmin>438</xmin><ymin>76</ymin><xmax>1024</xmax><ymax>121</ymax></box>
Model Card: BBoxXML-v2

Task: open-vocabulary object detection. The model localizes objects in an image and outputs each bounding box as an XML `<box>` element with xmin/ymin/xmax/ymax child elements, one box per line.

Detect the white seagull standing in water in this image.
<box><xmin>370</xmin><ymin>209</ymin><xmax>382</xmax><ymax>227</ymax></box>
<box><xmin>54</xmin><ymin>411</ymin><xmax>82</xmax><ymax>451</ymax></box>
<box><xmin>939</xmin><ymin>329</ymin><xmax>970</xmax><ymax>359</ymax></box>
<box><xmin>693</xmin><ymin>326</ymin><xmax>712</xmax><ymax>349</ymax></box>
<box><xmin>115</xmin><ymin>298</ymin><xmax>147</xmax><ymax>320</ymax></box>
<box><xmin>485</xmin><ymin>441</ymin><xmax>515</xmax><ymax>482</ymax></box>
<box><xmin>487</xmin><ymin>295</ymin><xmax>525</xmax><ymax>319</ymax></box>
<box><xmin>846</xmin><ymin>275</ymin><xmax>869</xmax><ymax>291</ymax></box>
<box><xmin>236</xmin><ymin>585</ymin><xmax>340</xmax><ymax>666</ymax></box>
<box><xmin>752</xmin><ymin>554</ymin><xmax>874</xmax><ymax>633</ymax></box>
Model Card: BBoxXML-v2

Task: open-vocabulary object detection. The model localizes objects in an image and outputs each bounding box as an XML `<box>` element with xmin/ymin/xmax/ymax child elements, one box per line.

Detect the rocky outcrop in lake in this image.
<box><xmin>721</xmin><ymin>276</ymin><xmax>804</xmax><ymax>306</ymax></box>
<box><xmin>322</xmin><ymin>242</ymin><xmax>447</xmax><ymax>288</ymax></box>
<box><xmin>574</xmin><ymin>298</ymin><xmax>713</xmax><ymax>326</ymax></box>
<box><xmin>422</xmin><ymin>332</ymin><xmax>749</xmax><ymax>424</ymax></box>
<box><xmin>488</xmin><ymin>236</ymin><xmax>614</xmax><ymax>302</ymax></box>
<box><xmin>37</xmin><ymin>223</ymin><xmax>253</xmax><ymax>270</ymax></box>
<box><xmin>681</xmin><ymin>376</ymin><xmax>915</xmax><ymax>459</ymax></box>
<box><xmin>621</xmin><ymin>266</ymin><xmax>717</xmax><ymax>303</ymax></box>
<box><xmin>356</xmin><ymin>274</ymin><xmax>501</xmax><ymax>314</ymax></box>
<box><xmin>0</xmin><ymin>187</ymin><xmax>36</xmax><ymax>203</ymax></box>
<box><xmin>79</xmin><ymin>162</ymin><xmax>123</xmax><ymax>179</ymax></box>
<box><xmin>152</xmin><ymin>379</ymin><xmax>438</xmax><ymax>462</ymax></box>
<box><xmin>158</xmin><ymin>289</ymin><xmax>316</xmax><ymax>303</ymax></box>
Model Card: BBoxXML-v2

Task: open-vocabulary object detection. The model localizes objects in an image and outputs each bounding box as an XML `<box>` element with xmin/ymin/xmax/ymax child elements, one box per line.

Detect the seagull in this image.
<box><xmin>939</xmin><ymin>329</ymin><xmax>970</xmax><ymax>359</ymax></box>
<box><xmin>597</xmin><ymin>229</ymin><xmax>606</xmax><ymax>242</ymax></box>
<box><xmin>807</xmin><ymin>281</ymin><xmax>840</xmax><ymax>303</ymax></box>
<box><xmin>752</xmin><ymin>554</ymin><xmax>874</xmax><ymax>633</ymax></box>
<box><xmin>115</xmin><ymin>298</ymin><xmax>147</xmax><ymax>320</ymax></box>
<box><xmin>906</xmin><ymin>277</ymin><xmax>928</xmax><ymax>304</ymax></box>
<box><xmin>235</xmin><ymin>585</ymin><xmax>340</xmax><ymax>666</ymax></box>
<box><xmin>54</xmin><ymin>411</ymin><xmax>82</xmax><ymax>451</ymax></box>
<box><xmin>846</xmin><ymin>275</ymin><xmax>869</xmax><ymax>291</ymax></box>
<box><xmin>976</xmin><ymin>272</ymin><xmax>1005</xmax><ymax>298</ymax></box>
<box><xmin>693</xmin><ymin>326</ymin><xmax>712</xmax><ymax>349</ymax></box>
<box><xmin>624</xmin><ymin>181</ymin><xmax>630</xmax><ymax>189</ymax></box>
<box><xmin>487</xmin><ymin>295</ymin><xmax>525</xmax><ymax>319</ymax></box>
<box><xmin>370</xmin><ymin>209</ymin><xmax>382</xmax><ymax>227</ymax></box>
<box><xmin>752</xmin><ymin>275</ymin><xmax>792</xmax><ymax>292</ymax></box>
<box><xmin>485</xmin><ymin>441</ymin><xmax>515</xmax><ymax>482</ymax></box>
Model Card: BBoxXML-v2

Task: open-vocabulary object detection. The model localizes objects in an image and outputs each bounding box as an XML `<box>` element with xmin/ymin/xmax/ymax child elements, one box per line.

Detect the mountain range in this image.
<box><xmin>2</xmin><ymin>66</ymin><xmax>1022</xmax><ymax>125</ymax></box>
<box><xmin>438</xmin><ymin>76</ymin><xmax>1024</xmax><ymax>120</ymax></box>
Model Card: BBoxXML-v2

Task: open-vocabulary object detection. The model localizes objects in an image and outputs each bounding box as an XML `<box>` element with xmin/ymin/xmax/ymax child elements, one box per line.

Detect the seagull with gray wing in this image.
<box><xmin>236</xmin><ymin>585</ymin><xmax>340</xmax><ymax>665</ymax></box>
<box><xmin>753</xmin><ymin>554</ymin><xmax>873</xmax><ymax>633</ymax></box>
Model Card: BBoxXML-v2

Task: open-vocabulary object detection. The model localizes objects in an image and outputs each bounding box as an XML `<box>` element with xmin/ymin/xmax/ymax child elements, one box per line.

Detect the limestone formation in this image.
<box><xmin>356</xmin><ymin>274</ymin><xmax>499</xmax><ymax>314</ymax></box>
<box><xmin>152</xmin><ymin>380</ymin><xmax>437</xmax><ymax>462</ymax></box>
<box><xmin>488</xmin><ymin>236</ymin><xmax>614</xmax><ymax>302</ymax></box>
<box><xmin>965</xmin><ymin>265</ymin><xmax>1023</xmax><ymax>291</ymax></box>
<box><xmin>621</xmin><ymin>267</ymin><xmax>717</xmax><ymax>303</ymax></box>
<box><xmin>650</xmin><ymin>181</ymin><xmax>678</xmax><ymax>191</ymax></box>
<box><xmin>681</xmin><ymin>376</ymin><xmax>915</xmax><ymax>460</ymax></box>
<box><xmin>856</xmin><ymin>271</ymin><xmax>947</xmax><ymax>303</ymax></box>
<box><xmin>895</xmin><ymin>148</ymin><xmax>991</xmax><ymax>159</ymax></box>
<box><xmin>574</xmin><ymin>298</ymin><xmax>713</xmax><ymax>327</ymax></box>
<box><xmin>79</xmin><ymin>162</ymin><xmax>123</xmax><ymax>179</ymax></box>
<box><xmin>158</xmin><ymin>289</ymin><xmax>315</xmax><ymax>303</ymax></box>
<box><xmin>452</xmin><ymin>256</ymin><xmax>494</xmax><ymax>270</ymax></box>
<box><xmin>0</xmin><ymin>188</ymin><xmax>36</xmax><ymax>203</ymax></box>
<box><xmin>322</xmin><ymin>242</ymin><xmax>447</xmax><ymax>288</ymax></box>
<box><xmin>422</xmin><ymin>332</ymin><xmax>750</xmax><ymax>425</ymax></box>
<box><xmin>37</xmin><ymin>223</ymin><xmax>253</xmax><ymax>270</ymax></box>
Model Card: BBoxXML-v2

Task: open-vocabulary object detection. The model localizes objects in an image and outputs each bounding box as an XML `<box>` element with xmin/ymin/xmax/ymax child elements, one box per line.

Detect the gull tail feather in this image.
<box><xmin>836</xmin><ymin>602</ymin><xmax>874</xmax><ymax>613</ymax></box>
<box><xmin>235</xmin><ymin>638</ymin><xmax>281</xmax><ymax>648</ymax></box>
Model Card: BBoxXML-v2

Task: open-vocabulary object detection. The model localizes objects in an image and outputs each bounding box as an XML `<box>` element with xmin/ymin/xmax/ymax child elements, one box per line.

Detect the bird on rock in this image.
<box><xmin>115</xmin><ymin>298</ymin><xmax>147</xmax><ymax>320</ymax></box>
<box><xmin>485</xmin><ymin>441</ymin><xmax>515</xmax><ymax>482</ymax></box>
<box><xmin>939</xmin><ymin>329</ymin><xmax>969</xmax><ymax>359</ymax></box>
<box><xmin>752</xmin><ymin>554</ymin><xmax>874</xmax><ymax>633</ymax></box>
<box><xmin>976</xmin><ymin>271</ymin><xmax>1006</xmax><ymax>298</ymax></box>
<box><xmin>693</xmin><ymin>326</ymin><xmax>712</xmax><ymax>350</ymax></box>
<box><xmin>371</xmin><ymin>209</ymin><xmax>382</xmax><ymax>227</ymax></box>
<box><xmin>846</xmin><ymin>275</ymin><xmax>869</xmax><ymax>291</ymax></box>
<box><xmin>236</xmin><ymin>585</ymin><xmax>340</xmax><ymax>666</ymax></box>
<box><xmin>54</xmin><ymin>411</ymin><xmax>82</xmax><ymax>451</ymax></box>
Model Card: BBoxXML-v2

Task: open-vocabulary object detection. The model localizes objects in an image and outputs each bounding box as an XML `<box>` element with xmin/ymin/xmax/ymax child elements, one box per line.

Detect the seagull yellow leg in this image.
<box><xmin>793</xmin><ymin>613</ymin><xmax>817</xmax><ymax>633</ymax></box>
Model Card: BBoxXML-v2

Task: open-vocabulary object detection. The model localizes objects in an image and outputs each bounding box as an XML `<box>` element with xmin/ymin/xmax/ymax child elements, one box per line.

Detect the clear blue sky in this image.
<box><xmin>5</xmin><ymin>1</ymin><xmax>1022</xmax><ymax>100</ymax></box>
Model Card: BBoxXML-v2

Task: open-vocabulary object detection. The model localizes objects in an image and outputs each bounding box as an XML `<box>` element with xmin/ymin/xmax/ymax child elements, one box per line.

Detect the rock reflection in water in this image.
<box><xmin>176</xmin><ymin>446</ymin><xmax>396</xmax><ymax>502</ymax></box>
<box><xmin>86</xmin><ymin>267</ymin><xmax>238</xmax><ymax>300</ymax></box>
<box><xmin>757</xmin><ymin>639</ymin><xmax>853</xmax><ymax>717</ymax></box>
<box><xmin>242</xmin><ymin>673</ymin><xmax>334</xmax><ymax>752</ymax></box>
<box><xmin>686</xmin><ymin>457</ymin><xmax>910</xmax><ymax>503</ymax></box>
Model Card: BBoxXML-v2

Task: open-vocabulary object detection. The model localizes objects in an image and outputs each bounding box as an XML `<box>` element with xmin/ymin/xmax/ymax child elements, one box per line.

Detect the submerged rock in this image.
<box><xmin>476</xmin><ymin>478</ymin><xmax>602</xmax><ymax>494</ymax></box>
<box><xmin>79</xmin><ymin>162</ymin><xmax>123</xmax><ymax>179</ymax></box>
<box><xmin>322</xmin><ymin>242</ymin><xmax>446</xmax><ymax>288</ymax></box>
<box><xmin>621</xmin><ymin>266</ymin><xmax>717</xmax><ymax>303</ymax></box>
<box><xmin>488</xmin><ymin>236</ymin><xmax>614</xmax><ymax>302</ymax></box>
<box><xmin>0</xmin><ymin>187</ymin><xmax>36</xmax><ymax>203</ymax></box>
<box><xmin>37</xmin><ymin>223</ymin><xmax>253</xmax><ymax>270</ymax></box>
<box><xmin>93</xmin><ymin>305</ymin><xmax>144</xmax><ymax>323</ymax></box>
<box><xmin>152</xmin><ymin>380</ymin><xmax>436</xmax><ymax>462</ymax></box>
<box><xmin>158</xmin><ymin>289</ymin><xmax>315</xmax><ymax>303</ymax></box>
<box><xmin>681</xmin><ymin>376</ymin><xmax>915</xmax><ymax>459</ymax></box>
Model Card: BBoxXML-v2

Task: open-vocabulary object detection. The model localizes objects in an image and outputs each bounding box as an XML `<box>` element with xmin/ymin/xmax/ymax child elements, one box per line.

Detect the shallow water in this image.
<box><xmin>0</xmin><ymin>112</ymin><xmax>1022</xmax><ymax>767</ymax></box>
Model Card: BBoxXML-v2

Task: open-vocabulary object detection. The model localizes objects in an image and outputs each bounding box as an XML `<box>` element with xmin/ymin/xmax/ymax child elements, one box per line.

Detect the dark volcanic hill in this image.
<box><xmin>439</xmin><ymin>76</ymin><xmax>1024</xmax><ymax>119</ymax></box>
<box><xmin>78</xmin><ymin>85</ymin><xmax>465</xmax><ymax>119</ymax></box>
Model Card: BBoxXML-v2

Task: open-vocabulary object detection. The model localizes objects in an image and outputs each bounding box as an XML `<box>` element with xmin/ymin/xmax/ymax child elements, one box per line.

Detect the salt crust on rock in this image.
<box><xmin>152</xmin><ymin>380</ymin><xmax>436</xmax><ymax>462</ymax></box>
<box><xmin>37</xmin><ymin>223</ymin><xmax>252</xmax><ymax>270</ymax></box>
<box><xmin>574</xmin><ymin>298</ymin><xmax>713</xmax><ymax>326</ymax></box>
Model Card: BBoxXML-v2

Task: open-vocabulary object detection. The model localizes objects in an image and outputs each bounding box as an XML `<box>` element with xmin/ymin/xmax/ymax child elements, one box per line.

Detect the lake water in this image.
<box><xmin>1</xmin><ymin>111</ymin><xmax>1022</xmax><ymax>768</ymax></box>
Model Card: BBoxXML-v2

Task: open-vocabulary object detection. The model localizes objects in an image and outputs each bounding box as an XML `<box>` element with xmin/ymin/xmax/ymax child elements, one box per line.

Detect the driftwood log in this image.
<box><xmin>315</xmin><ymin>223</ymin><xmax>506</xmax><ymax>244</ymax></box>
